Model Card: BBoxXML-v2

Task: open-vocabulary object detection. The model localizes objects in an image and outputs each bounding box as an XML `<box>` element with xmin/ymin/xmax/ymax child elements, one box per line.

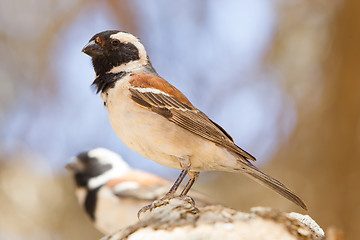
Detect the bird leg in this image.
<box><xmin>180</xmin><ymin>171</ymin><xmax>200</xmax><ymax>196</ymax></box>
<box><xmin>162</xmin><ymin>169</ymin><xmax>189</xmax><ymax>198</ymax></box>
<box><xmin>138</xmin><ymin>163</ymin><xmax>191</xmax><ymax>218</ymax></box>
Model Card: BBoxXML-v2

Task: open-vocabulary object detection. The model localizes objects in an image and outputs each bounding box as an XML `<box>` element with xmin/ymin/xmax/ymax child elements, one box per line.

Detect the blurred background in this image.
<box><xmin>0</xmin><ymin>0</ymin><xmax>358</xmax><ymax>239</ymax></box>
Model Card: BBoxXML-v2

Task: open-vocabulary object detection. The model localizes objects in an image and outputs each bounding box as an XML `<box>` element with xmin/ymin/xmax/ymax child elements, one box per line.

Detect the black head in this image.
<box><xmin>66</xmin><ymin>148</ymin><xmax>131</xmax><ymax>189</ymax></box>
<box><xmin>66</xmin><ymin>152</ymin><xmax>111</xmax><ymax>188</ymax></box>
<box><xmin>82</xmin><ymin>30</ymin><xmax>147</xmax><ymax>76</ymax></box>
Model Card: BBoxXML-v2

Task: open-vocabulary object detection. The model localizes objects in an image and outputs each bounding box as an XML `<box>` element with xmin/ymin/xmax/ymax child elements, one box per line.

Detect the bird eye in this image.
<box><xmin>111</xmin><ymin>40</ymin><xmax>120</xmax><ymax>46</ymax></box>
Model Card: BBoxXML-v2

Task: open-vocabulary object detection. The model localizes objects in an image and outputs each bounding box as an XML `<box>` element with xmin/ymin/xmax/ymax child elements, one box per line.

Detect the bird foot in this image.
<box><xmin>137</xmin><ymin>195</ymin><xmax>196</xmax><ymax>219</ymax></box>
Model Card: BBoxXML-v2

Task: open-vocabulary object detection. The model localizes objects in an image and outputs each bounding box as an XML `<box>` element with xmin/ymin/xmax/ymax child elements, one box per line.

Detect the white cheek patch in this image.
<box><xmin>109</xmin><ymin>61</ymin><xmax>145</xmax><ymax>74</ymax></box>
<box><xmin>88</xmin><ymin>172</ymin><xmax>113</xmax><ymax>190</ymax></box>
<box><xmin>86</xmin><ymin>148</ymin><xmax>132</xmax><ymax>190</ymax></box>
<box><xmin>88</xmin><ymin>167</ymin><xmax>131</xmax><ymax>189</ymax></box>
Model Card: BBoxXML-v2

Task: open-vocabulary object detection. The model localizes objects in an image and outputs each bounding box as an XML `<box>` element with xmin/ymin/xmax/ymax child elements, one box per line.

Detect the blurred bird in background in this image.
<box><xmin>66</xmin><ymin>148</ymin><xmax>210</xmax><ymax>234</ymax></box>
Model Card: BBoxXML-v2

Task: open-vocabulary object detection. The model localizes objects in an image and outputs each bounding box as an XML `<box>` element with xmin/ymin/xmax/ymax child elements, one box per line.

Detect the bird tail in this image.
<box><xmin>241</xmin><ymin>164</ymin><xmax>308</xmax><ymax>210</ymax></box>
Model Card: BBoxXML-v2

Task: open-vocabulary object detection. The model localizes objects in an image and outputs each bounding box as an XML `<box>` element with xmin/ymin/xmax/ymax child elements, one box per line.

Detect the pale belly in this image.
<box><xmin>103</xmin><ymin>80</ymin><xmax>237</xmax><ymax>172</ymax></box>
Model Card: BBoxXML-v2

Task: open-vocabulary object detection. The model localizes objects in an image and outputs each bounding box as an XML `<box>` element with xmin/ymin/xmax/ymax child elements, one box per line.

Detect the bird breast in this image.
<box><xmin>103</xmin><ymin>76</ymin><xmax>238</xmax><ymax>172</ymax></box>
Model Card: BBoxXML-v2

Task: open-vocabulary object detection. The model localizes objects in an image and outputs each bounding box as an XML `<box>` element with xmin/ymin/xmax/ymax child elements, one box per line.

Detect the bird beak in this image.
<box><xmin>82</xmin><ymin>40</ymin><xmax>103</xmax><ymax>56</ymax></box>
<box><xmin>65</xmin><ymin>157</ymin><xmax>83</xmax><ymax>172</ymax></box>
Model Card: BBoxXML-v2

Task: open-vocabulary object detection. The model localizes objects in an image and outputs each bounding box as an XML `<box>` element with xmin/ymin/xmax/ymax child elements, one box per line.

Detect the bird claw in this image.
<box><xmin>137</xmin><ymin>195</ymin><xmax>196</xmax><ymax>219</ymax></box>
<box><xmin>137</xmin><ymin>197</ymin><xmax>170</xmax><ymax>219</ymax></box>
<box><xmin>178</xmin><ymin>194</ymin><xmax>196</xmax><ymax>206</ymax></box>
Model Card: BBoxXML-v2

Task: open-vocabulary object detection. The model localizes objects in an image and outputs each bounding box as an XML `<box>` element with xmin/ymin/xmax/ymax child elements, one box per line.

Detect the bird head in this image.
<box><xmin>66</xmin><ymin>148</ymin><xmax>131</xmax><ymax>190</ymax></box>
<box><xmin>82</xmin><ymin>31</ymin><xmax>148</xmax><ymax>76</ymax></box>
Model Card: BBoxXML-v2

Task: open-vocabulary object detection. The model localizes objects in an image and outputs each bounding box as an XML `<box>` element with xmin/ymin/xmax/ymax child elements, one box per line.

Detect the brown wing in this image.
<box><xmin>129</xmin><ymin>87</ymin><xmax>256</xmax><ymax>161</ymax></box>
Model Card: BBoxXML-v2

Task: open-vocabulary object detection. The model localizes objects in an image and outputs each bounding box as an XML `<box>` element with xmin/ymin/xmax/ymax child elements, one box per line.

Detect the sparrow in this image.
<box><xmin>82</xmin><ymin>30</ymin><xmax>307</xmax><ymax>210</ymax></box>
<box><xmin>66</xmin><ymin>148</ymin><xmax>211</xmax><ymax>234</ymax></box>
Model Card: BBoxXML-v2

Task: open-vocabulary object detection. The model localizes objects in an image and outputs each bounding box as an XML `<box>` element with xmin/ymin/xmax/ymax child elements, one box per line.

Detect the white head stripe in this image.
<box><xmin>110</xmin><ymin>32</ymin><xmax>147</xmax><ymax>61</ymax></box>
<box><xmin>110</xmin><ymin>32</ymin><xmax>139</xmax><ymax>43</ymax></box>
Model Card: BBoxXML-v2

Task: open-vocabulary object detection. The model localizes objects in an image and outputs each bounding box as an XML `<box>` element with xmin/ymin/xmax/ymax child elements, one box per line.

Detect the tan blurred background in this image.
<box><xmin>0</xmin><ymin>0</ymin><xmax>359</xmax><ymax>239</ymax></box>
